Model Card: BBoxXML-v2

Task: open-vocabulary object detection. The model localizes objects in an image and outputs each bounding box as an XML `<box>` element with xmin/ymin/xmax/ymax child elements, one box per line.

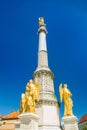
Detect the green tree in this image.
<box><xmin>82</xmin><ymin>126</ymin><xmax>87</xmax><ymax>130</ymax></box>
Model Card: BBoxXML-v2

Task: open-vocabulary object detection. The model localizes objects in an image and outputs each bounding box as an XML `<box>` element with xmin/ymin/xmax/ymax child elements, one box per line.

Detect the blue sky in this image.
<box><xmin>0</xmin><ymin>0</ymin><xmax>87</xmax><ymax>121</ymax></box>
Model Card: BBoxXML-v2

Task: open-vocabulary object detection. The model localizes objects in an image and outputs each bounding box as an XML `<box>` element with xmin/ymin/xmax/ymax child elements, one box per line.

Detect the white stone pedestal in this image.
<box><xmin>62</xmin><ymin>115</ymin><xmax>79</xmax><ymax>130</ymax></box>
<box><xmin>36</xmin><ymin>104</ymin><xmax>62</xmax><ymax>130</ymax></box>
<box><xmin>15</xmin><ymin>112</ymin><xmax>39</xmax><ymax>130</ymax></box>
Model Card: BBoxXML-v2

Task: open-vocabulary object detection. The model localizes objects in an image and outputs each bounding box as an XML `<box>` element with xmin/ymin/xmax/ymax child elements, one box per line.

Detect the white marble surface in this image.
<box><xmin>39</xmin><ymin>32</ymin><xmax>47</xmax><ymax>52</ymax></box>
<box><xmin>36</xmin><ymin>105</ymin><xmax>61</xmax><ymax>130</ymax></box>
<box><xmin>62</xmin><ymin>115</ymin><xmax>79</xmax><ymax>130</ymax></box>
<box><xmin>38</xmin><ymin>51</ymin><xmax>48</xmax><ymax>68</ymax></box>
<box><xmin>39</xmin><ymin>126</ymin><xmax>62</xmax><ymax>130</ymax></box>
<box><xmin>15</xmin><ymin>112</ymin><xmax>39</xmax><ymax>130</ymax></box>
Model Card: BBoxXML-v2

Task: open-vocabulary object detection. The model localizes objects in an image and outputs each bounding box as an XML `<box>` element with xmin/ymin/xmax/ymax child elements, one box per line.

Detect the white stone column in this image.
<box><xmin>62</xmin><ymin>115</ymin><xmax>79</xmax><ymax>130</ymax></box>
<box><xmin>15</xmin><ymin>112</ymin><xmax>39</xmax><ymax>130</ymax></box>
<box><xmin>39</xmin><ymin>32</ymin><xmax>47</xmax><ymax>52</ymax></box>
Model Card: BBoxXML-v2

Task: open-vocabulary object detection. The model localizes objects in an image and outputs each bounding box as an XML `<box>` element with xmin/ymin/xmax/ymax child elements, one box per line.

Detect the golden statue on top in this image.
<box><xmin>38</xmin><ymin>17</ymin><xmax>44</xmax><ymax>25</ymax></box>
<box><xmin>59</xmin><ymin>83</ymin><xmax>73</xmax><ymax>116</ymax></box>
<box><xmin>20</xmin><ymin>79</ymin><xmax>40</xmax><ymax>113</ymax></box>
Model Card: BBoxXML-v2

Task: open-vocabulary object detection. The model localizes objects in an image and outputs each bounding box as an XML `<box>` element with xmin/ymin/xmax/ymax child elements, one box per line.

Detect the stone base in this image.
<box><xmin>39</xmin><ymin>126</ymin><xmax>61</xmax><ymax>130</ymax></box>
<box><xmin>62</xmin><ymin>115</ymin><xmax>79</xmax><ymax>130</ymax></box>
<box><xmin>36</xmin><ymin>104</ymin><xmax>61</xmax><ymax>130</ymax></box>
<box><xmin>15</xmin><ymin>112</ymin><xmax>39</xmax><ymax>130</ymax></box>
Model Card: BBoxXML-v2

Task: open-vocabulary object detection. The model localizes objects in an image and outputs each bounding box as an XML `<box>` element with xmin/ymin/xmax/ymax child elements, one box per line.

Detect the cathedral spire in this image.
<box><xmin>37</xmin><ymin>17</ymin><xmax>48</xmax><ymax>68</ymax></box>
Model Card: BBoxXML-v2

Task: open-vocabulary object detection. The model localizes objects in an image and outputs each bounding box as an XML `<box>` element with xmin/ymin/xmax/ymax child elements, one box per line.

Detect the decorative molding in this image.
<box><xmin>33</xmin><ymin>69</ymin><xmax>54</xmax><ymax>80</ymax></box>
<box><xmin>36</xmin><ymin>100</ymin><xmax>60</xmax><ymax>108</ymax></box>
<box><xmin>62</xmin><ymin>115</ymin><xmax>78</xmax><ymax>124</ymax></box>
<box><xmin>38</xmin><ymin>26</ymin><xmax>47</xmax><ymax>34</ymax></box>
<box><xmin>33</xmin><ymin>70</ymin><xmax>54</xmax><ymax>93</ymax></box>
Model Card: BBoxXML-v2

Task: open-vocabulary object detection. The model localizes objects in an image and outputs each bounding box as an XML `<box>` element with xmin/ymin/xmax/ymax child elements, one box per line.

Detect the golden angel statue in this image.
<box><xmin>38</xmin><ymin>17</ymin><xmax>44</xmax><ymax>25</ymax></box>
<box><xmin>20</xmin><ymin>93</ymin><xmax>26</xmax><ymax>113</ymax></box>
<box><xmin>59</xmin><ymin>83</ymin><xmax>73</xmax><ymax>116</ymax></box>
<box><xmin>20</xmin><ymin>79</ymin><xmax>40</xmax><ymax>113</ymax></box>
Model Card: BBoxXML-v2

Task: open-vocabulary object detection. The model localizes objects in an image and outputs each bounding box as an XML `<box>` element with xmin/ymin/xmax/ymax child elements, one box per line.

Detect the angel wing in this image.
<box><xmin>59</xmin><ymin>83</ymin><xmax>64</xmax><ymax>102</ymax></box>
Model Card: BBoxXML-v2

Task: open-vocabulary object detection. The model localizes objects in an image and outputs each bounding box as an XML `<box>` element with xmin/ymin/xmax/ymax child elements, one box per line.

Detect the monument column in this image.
<box><xmin>33</xmin><ymin>17</ymin><xmax>61</xmax><ymax>130</ymax></box>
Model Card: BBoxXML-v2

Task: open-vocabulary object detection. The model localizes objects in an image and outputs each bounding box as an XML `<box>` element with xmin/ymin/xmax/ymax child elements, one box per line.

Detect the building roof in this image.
<box><xmin>79</xmin><ymin>114</ymin><xmax>87</xmax><ymax>124</ymax></box>
<box><xmin>2</xmin><ymin>111</ymin><xmax>19</xmax><ymax>120</ymax></box>
<box><xmin>0</xmin><ymin>114</ymin><xmax>2</xmax><ymax>118</ymax></box>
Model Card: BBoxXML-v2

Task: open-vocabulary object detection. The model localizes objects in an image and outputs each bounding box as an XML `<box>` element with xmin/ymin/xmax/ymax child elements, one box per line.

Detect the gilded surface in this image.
<box><xmin>20</xmin><ymin>80</ymin><xmax>40</xmax><ymax>113</ymax></box>
<box><xmin>38</xmin><ymin>17</ymin><xmax>44</xmax><ymax>25</ymax></box>
<box><xmin>59</xmin><ymin>83</ymin><xmax>73</xmax><ymax>116</ymax></box>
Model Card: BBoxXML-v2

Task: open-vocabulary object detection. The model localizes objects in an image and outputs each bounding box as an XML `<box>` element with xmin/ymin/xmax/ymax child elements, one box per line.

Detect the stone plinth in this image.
<box><xmin>36</xmin><ymin>103</ymin><xmax>61</xmax><ymax>130</ymax></box>
<box><xmin>62</xmin><ymin>115</ymin><xmax>79</xmax><ymax>130</ymax></box>
<box><xmin>15</xmin><ymin>113</ymin><xmax>39</xmax><ymax>130</ymax></box>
